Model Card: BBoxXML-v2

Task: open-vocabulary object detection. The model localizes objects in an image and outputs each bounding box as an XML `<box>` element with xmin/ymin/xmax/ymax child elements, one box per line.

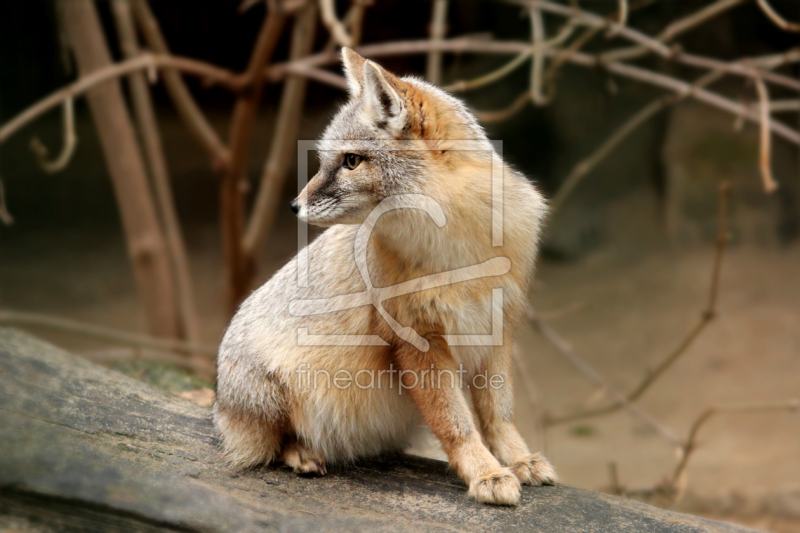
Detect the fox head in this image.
<box><xmin>293</xmin><ymin>48</ymin><xmax>489</xmax><ymax>226</ymax></box>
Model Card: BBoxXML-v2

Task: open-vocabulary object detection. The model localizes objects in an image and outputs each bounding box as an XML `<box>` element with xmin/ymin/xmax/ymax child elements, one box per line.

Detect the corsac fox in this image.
<box><xmin>214</xmin><ymin>48</ymin><xmax>555</xmax><ymax>505</ymax></box>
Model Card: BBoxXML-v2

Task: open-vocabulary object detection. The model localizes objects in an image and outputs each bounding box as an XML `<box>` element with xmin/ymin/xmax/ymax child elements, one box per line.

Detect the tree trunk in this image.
<box><xmin>60</xmin><ymin>0</ymin><xmax>180</xmax><ymax>339</ymax></box>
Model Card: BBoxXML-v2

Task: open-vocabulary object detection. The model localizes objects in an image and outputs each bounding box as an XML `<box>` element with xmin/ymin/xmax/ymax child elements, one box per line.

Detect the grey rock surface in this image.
<box><xmin>0</xmin><ymin>328</ymin><xmax>759</xmax><ymax>532</ymax></box>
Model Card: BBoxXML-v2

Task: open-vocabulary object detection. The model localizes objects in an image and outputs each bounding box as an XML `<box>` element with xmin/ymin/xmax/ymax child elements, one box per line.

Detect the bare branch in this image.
<box><xmin>769</xmin><ymin>100</ymin><xmax>800</xmax><ymax>113</ymax></box>
<box><xmin>512</xmin><ymin>343</ymin><xmax>549</xmax><ymax>452</ymax></box>
<box><xmin>600</xmin><ymin>0</ymin><xmax>749</xmax><ymax>62</ymax></box>
<box><xmin>132</xmin><ymin>0</ymin><xmax>232</xmax><ymax>170</ymax></box>
<box><xmin>528</xmin><ymin>306</ymin><xmax>682</xmax><ymax>444</ymax></box>
<box><xmin>322</xmin><ymin>0</ymin><xmax>369</xmax><ymax>53</ymax></box>
<box><xmin>0</xmin><ymin>309</ymin><xmax>217</xmax><ymax>357</ymax></box>
<box><xmin>606</xmin><ymin>0</ymin><xmax>628</xmax><ymax>38</ymax></box>
<box><xmin>0</xmin><ymin>53</ymin><xmax>240</xmax><ymax>147</ymax></box>
<box><xmin>506</xmin><ymin>1</ymin><xmax>800</xmax><ymax>93</ymax></box>
<box><xmin>550</xmin><ymin>98</ymin><xmax>668</xmax><ymax>212</ymax></box>
<box><xmin>753</xmin><ymin>76</ymin><xmax>779</xmax><ymax>194</ymax></box>
<box><xmin>348</xmin><ymin>0</ymin><xmax>369</xmax><ymax>48</ymax></box>
<box><xmin>319</xmin><ymin>0</ymin><xmax>352</xmax><ymax>47</ymax></box>
<box><xmin>244</xmin><ymin>4</ymin><xmax>318</xmax><ymax>269</ymax></box>
<box><xmin>0</xmin><ymin>176</ymin><xmax>13</xmax><ymax>225</ymax></box>
<box><xmin>222</xmin><ymin>8</ymin><xmax>287</xmax><ymax>308</ymax></box>
<box><xmin>62</xmin><ymin>0</ymin><xmax>181</xmax><ymax>339</ymax></box>
<box><xmin>671</xmin><ymin>399</ymin><xmax>800</xmax><ymax>488</ymax></box>
<box><xmin>756</xmin><ymin>0</ymin><xmax>800</xmax><ymax>32</ymax></box>
<box><xmin>443</xmin><ymin>21</ymin><xmax>576</xmax><ymax>93</ymax></box>
<box><xmin>263</xmin><ymin>40</ymin><xmax>800</xmax><ymax>146</ymax></box>
<box><xmin>427</xmin><ymin>0</ymin><xmax>449</xmax><ymax>85</ymax></box>
<box><xmin>474</xmin><ymin>91</ymin><xmax>531</xmax><ymax>122</ymax></box>
<box><xmin>29</xmin><ymin>97</ymin><xmax>78</xmax><ymax>174</ymax></box>
<box><xmin>112</xmin><ymin>0</ymin><xmax>205</xmax><ymax>363</ymax></box>
<box><xmin>529</xmin><ymin>6</ymin><xmax>550</xmax><ymax>105</ymax></box>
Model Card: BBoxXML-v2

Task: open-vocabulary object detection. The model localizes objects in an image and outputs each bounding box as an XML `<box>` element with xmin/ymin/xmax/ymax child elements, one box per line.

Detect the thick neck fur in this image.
<box><xmin>369</xmin><ymin>151</ymin><xmax>499</xmax><ymax>281</ymax></box>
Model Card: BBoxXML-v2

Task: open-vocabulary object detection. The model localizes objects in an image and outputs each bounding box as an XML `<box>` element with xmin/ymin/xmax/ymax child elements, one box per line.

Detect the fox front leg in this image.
<box><xmin>470</xmin><ymin>345</ymin><xmax>557</xmax><ymax>486</ymax></box>
<box><xmin>393</xmin><ymin>336</ymin><xmax>522</xmax><ymax>506</ymax></box>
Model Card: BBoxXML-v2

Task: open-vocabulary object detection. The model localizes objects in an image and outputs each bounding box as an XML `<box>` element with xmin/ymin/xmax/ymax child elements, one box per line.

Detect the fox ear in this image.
<box><xmin>341</xmin><ymin>47</ymin><xmax>366</xmax><ymax>98</ymax></box>
<box><xmin>362</xmin><ymin>60</ymin><xmax>408</xmax><ymax>132</ymax></box>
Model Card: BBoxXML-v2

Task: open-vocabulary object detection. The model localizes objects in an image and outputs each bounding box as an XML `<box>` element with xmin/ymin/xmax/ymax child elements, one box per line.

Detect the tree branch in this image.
<box><xmin>132</xmin><ymin>0</ymin><xmax>232</xmax><ymax>171</ymax></box>
<box><xmin>670</xmin><ymin>399</ymin><xmax>800</xmax><ymax>491</ymax></box>
<box><xmin>244</xmin><ymin>4</ymin><xmax>318</xmax><ymax>281</ymax></box>
<box><xmin>262</xmin><ymin>40</ymin><xmax>800</xmax><ymax>146</ymax></box>
<box><xmin>0</xmin><ymin>176</ymin><xmax>13</xmax><ymax>226</ymax></box>
<box><xmin>319</xmin><ymin>0</ymin><xmax>352</xmax><ymax>47</ymax></box>
<box><xmin>29</xmin><ymin>97</ymin><xmax>78</xmax><ymax>174</ymax></box>
<box><xmin>753</xmin><ymin>76</ymin><xmax>779</xmax><ymax>194</ymax></box>
<box><xmin>756</xmin><ymin>0</ymin><xmax>800</xmax><ymax>32</ymax></box>
<box><xmin>0</xmin><ymin>53</ymin><xmax>240</xmax><ymax>146</ymax></box>
<box><xmin>427</xmin><ymin>0</ymin><xmax>449</xmax><ymax>85</ymax></box>
<box><xmin>111</xmin><ymin>0</ymin><xmax>206</xmax><ymax>363</ymax></box>
<box><xmin>222</xmin><ymin>7</ymin><xmax>287</xmax><ymax>309</ymax></box>
<box><xmin>527</xmin><ymin>306</ymin><xmax>682</xmax><ymax>444</ymax></box>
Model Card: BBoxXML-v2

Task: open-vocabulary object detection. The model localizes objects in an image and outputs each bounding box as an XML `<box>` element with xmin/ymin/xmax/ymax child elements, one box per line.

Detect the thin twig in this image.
<box><xmin>753</xmin><ymin>76</ymin><xmax>779</xmax><ymax>194</ymax></box>
<box><xmin>29</xmin><ymin>97</ymin><xmax>77</xmax><ymax>174</ymax></box>
<box><xmin>768</xmin><ymin>100</ymin><xmax>800</xmax><ymax>113</ymax></box>
<box><xmin>427</xmin><ymin>0</ymin><xmax>449</xmax><ymax>85</ymax></box>
<box><xmin>529</xmin><ymin>6</ymin><xmax>549</xmax><ymax>106</ymax></box>
<box><xmin>756</xmin><ymin>0</ymin><xmax>800</xmax><ymax>32</ymax></box>
<box><xmin>548</xmin><ymin>182</ymin><xmax>731</xmax><ymax>426</ymax></box>
<box><xmin>112</xmin><ymin>0</ymin><xmax>206</xmax><ymax>363</ymax></box>
<box><xmin>528</xmin><ymin>306</ymin><xmax>682</xmax><ymax>444</ymax></box>
<box><xmin>512</xmin><ymin>343</ymin><xmax>549</xmax><ymax>453</ymax></box>
<box><xmin>132</xmin><ymin>0</ymin><xmax>232</xmax><ymax>171</ymax></box>
<box><xmin>443</xmin><ymin>20</ymin><xmax>576</xmax><ymax>93</ymax></box>
<box><xmin>550</xmin><ymin>98</ymin><xmax>669</xmax><ymax>212</ymax></box>
<box><xmin>474</xmin><ymin>91</ymin><xmax>531</xmax><ymax>122</ymax></box>
<box><xmin>0</xmin><ymin>310</ymin><xmax>217</xmax><ymax>356</ymax></box>
<box><xmin>0</xmin><ymin>53</ymin><xmax>240</xmax><ymax>146</ymax></box>
<box><xmin>348</xmin><ymin>0</ymin><xmax>369</xmax><ymax>48</ymax></box>
<box><xmin>244</xmin><ymin>3</ymin><xmax>318</xmax><ymax>278</ymax></box>
<box><xmin>320</xmin><ymin>0</ymin><xmax>352</xmax><ymax>47</ymax></box>
<box><xmin>322</xmin><ymin>0</ymin><xmax>368</xmax><ymax>53</ymax></box>
<box><xmin>0</xmin><ymin>176</ymin><xmax>13</xmax><ymax>225</ymax></box>
<box><xmin>671</xmin><ymin>399</ymin><xmax>800</xmax><ymax>488</ymax></box>
<box><xmin>599</xmin><ymin>0</ymin><xmax>748</xmax><ymax>62</ymax></box>
<box><xmin>606</xmin><ymin>0</ymin><xmax>628</xmax><ymax>38</ymax></box>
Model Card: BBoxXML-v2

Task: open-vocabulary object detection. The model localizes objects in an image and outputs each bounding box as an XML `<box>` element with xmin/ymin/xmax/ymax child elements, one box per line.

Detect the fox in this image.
<box><xmin>213</xmin><ymin>48</ymin><xmax>555</xmax><ymax>506</ymax></box>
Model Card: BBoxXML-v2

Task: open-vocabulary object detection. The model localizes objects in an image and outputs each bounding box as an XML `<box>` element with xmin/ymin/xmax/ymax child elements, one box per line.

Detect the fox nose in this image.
<box><xmin>290</xmin><ymin>198</ymin><xmax>299</xmax><ymax>214</ymax></box>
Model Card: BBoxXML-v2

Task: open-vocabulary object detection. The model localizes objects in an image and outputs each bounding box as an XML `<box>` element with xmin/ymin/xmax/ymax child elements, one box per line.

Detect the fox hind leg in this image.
<box><xmin>213</xmin><ymin>405</ymin><xmax>285</xmax><ymax>469</ymax></box>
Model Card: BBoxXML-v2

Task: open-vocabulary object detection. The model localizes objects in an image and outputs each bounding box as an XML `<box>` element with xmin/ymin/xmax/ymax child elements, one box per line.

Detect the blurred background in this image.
<box><xmin>1</xmin><ymin>0</ymin><xmax>798</xmax><ymax>530</ymax></box>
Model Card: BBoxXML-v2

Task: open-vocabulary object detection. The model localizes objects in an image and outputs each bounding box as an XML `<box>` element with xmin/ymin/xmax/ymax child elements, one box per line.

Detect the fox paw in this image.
<box><xmin>508</xmin><ymin>453</ymin><xmax>557</xmax><ymax>486</ymax></box>
<box><xmin>468</xmin><ymin>468</ymin><xmax>521</xmax><ymax>506</ymax></box>
<box><xmin>281</xmin><ymin>444</ymin><xmax>327</xmax><ymax>477</ymax></box>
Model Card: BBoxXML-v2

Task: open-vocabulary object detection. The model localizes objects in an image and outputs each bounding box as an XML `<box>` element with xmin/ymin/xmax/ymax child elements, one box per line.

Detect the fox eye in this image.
<box><xmin>342</xmin><ymin>153</ymin><xmax>363</xmax><ymax>170</ymax></box>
